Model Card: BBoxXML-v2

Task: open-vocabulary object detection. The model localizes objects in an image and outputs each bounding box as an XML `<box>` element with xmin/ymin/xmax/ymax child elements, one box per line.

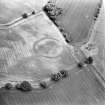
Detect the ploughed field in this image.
<box><xmin>0</xmin><ymin>0</ymin><xmax>105</xmax><ymax>105</ymax></box>
<box><xmin>51</xmin><ymin>0</ymin><xmax>102</xmax><ymax>45</ymax></box>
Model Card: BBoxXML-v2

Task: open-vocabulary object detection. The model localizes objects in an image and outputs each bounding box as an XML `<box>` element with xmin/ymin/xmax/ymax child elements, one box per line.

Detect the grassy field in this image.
<box><xmin>0</xmin><ymin>0</ymin><xmax>49</xmax><ymax>24</ymax></box>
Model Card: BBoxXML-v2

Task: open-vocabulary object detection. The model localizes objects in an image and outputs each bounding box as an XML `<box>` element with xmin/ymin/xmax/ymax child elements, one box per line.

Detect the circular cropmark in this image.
<box><xmin>33</xmin><ymin>38</ymin><xmax>64</xmax><ymax>58</ymax></box>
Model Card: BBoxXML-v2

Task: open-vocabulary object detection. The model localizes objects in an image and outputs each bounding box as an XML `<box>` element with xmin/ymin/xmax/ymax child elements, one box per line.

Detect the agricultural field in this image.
<box><xmin>49</xmin><ymin>0</ymin><xmax>102</xmax><ymax>45</ymax></box>
<box><xmin>0</xmin><ymin>0</ymin><xmax>105</xmax><ymax>105</ymax></box>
